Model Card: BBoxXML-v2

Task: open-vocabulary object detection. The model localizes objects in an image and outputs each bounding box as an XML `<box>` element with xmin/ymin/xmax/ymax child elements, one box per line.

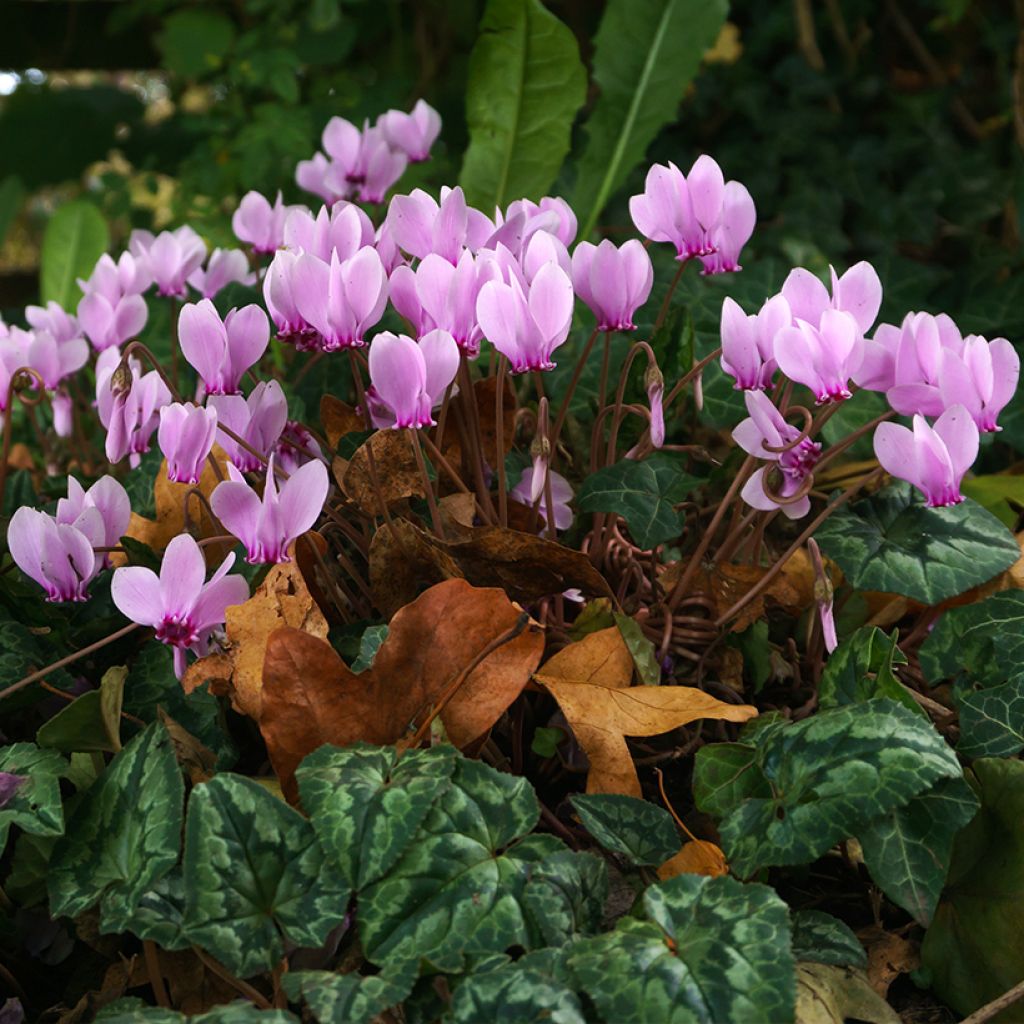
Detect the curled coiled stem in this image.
<box><xmin>760</xmin><ymin>463</ymin><xmax>815</xmax><ymax>506</ymax></box>
<box><xmin>761</xmin><ymin>405</ymin><xmax>813</xmax><ymax>454</ymax></box>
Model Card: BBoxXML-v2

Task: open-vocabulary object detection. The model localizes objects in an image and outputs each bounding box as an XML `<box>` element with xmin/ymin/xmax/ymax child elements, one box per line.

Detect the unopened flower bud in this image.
<box><xmin>110</xmin><ymin>362</ymin><xmax>133</xmax><ymax>399</ymax></box>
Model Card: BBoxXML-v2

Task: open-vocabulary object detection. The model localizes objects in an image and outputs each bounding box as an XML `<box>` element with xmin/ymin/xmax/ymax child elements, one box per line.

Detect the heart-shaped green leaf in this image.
<box><xmin>0</xmin><ymin>743</ymin><xmax>66</xmax><ymax>853</ymax></box>
<box><xmin>570</xmin><ymin>793</ymin><xmax>679</xmax><ymax>866</ymax></box>
<box><xmin>283</xmin><ymin>962</ymin><xmax>418</xmax><ymax>1024</ymax></box>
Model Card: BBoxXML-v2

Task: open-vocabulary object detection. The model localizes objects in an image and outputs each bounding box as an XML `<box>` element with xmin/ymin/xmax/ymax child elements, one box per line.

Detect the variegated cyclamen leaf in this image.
<box><xmin>859</xmin><ymin>775</ymin><xmax>979</xmax><ymax>926</ymax></box>
<box><xmin>446</xmin><ymin>964</ymin><xmax>586</xmax><ymax>1024</ymax></box>
<box><xmin>183</xmin><ymin>773</ymin><xmax>349</xmax><ymax>978</ymax></box>
<box><xmin>691</xmin><ymin>742</ymin><xmax>768</xmax><ymax>818</ymax></box>
<box><xmin>0</xmin><ymin>743</ymin><xmax>66</xmax><ymax>853</ymax></box>
<box><xmin>296</xmin><ymin>742</ymin><xmax>456</xmax><ymax>889</ymax></box>
<box><xmin>570</xmin><ymin>793</ymin><xmax>679</xmax><ymax>866</ymax></box>
<box><xmin>359</xmin><ymin>758</ymin><xmax>561</xmax><ymax>970</ymax></box>
<box><xmin>96</xmin><ymin>1001</ymin><xmax>299</xmax><ymax>1023</ymax></box>
<box><xmin>717</xmin><ymin>701</ymin><xmax>962</xmax><ymax>876</ymax></box>
<box><xmin>790</xmin><ymin>910</ymin><xmax>867</xmax><ymax>968</ymax></box>
<box><xmin>282</xmin><ymin>961</ymin><xmax>418</xmax><ymax>1024</ymax></box>
<box><xmin>522</xmin><ymin>849</ymin><xmax>608</xmax><ymax>945</ymax></box>
<box><xmin>123</xmin><ymin>867</ymin><xmax>190</xmax><ymax>952</ymax></box>
<box><xmin>569</xmin><ymin>875</ymin><xmax>794</xmax><ymax>1024</ymax></box>
<box><xmin>957</xmin><ymin>674</ymin><xmax>1024</xmax><ymax>758</ymax></box>
<box><xmin>818</xmin><ymin>626</ymin><xmax>921</xmax><ymax>717</ymax></box>
<box><xmin>48</xmin><ymin>723</ymin><xmax>182</xmax><ymax>931</ymax></box>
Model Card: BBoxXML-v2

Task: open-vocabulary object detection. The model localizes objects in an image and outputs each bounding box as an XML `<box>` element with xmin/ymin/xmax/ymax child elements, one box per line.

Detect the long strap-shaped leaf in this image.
<box><xmin>572</xmin><ymin>0</ymin><xmax>728</xmax><ymax>240</ymax></box>
<box><xmin>460</xmin><ymin>0</ymin><xmax>586</xmax><ymax>213</ymax></box>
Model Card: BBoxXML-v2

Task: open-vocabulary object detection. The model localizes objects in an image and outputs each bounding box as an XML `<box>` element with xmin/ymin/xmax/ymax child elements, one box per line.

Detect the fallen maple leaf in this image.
<box><xmin>182</xmin><ymin>552</ymin><xmax>328</xmax><ymax>719</ymax></box>
<box><xmin>658</xmin><ymin>840</ymin><xmax>728</xmax><ymax>879</ymax></box>
<box><xmin>259</xmin><ymin>578</ymin><xmax>544</xmax><ymax>799</ymax></box>
<box><xmin>536</xmin><ymin>633</ymin><xmax>757</xmax><ymax>797</ymax></box>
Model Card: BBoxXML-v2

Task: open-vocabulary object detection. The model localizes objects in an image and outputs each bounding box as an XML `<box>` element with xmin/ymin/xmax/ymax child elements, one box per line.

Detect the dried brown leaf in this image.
<box><xmin>537</xmin><ymin>627</ymin><xmax>633</xmax><ymax>689</ymax></box>
<box><xmin>658</xmin><ymin>840</ymin><xmax>728</xmax><ymax>879</ymax></box>
<box><xmin>343</xmin><ymin>430</ymin><xmax>424</xmax><ymax>514</ymax></box>
<box><xmin>320</xmin><ymin>394</ymin><xmax>364</xmax><ymax>449</ymax></box>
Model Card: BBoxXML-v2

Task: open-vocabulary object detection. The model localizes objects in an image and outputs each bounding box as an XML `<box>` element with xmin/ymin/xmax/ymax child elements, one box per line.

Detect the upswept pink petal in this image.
<box><xmin>774</xmin><ymin>324</ymin><xmax>826</xmax><ymax>398</ymax></box>
<box><xmin>291</xmin><ymin>253</ymin><xmax>333</xmax><ymax>339</ymax></box>
<box><xmin>342</xmin><ymin>247</ymin><xmax>388</xmax><ymax>332</ymax></box>
<box><xmin>210</xmin><ymin>480</ymin><xmax>262</xmax><ymax>548</ymax></box>
<box><xmin>687</xmin><ymin>155</ymin><xmax>725</xmax><ymax>235</ymax></box>
<box><xmin>277</xmin><ymin>459</ymin><xmax>329</xmax><ymax>540</ymax></box>
<box><xmin>720</xmin><ymin>297</ymin><xmax>760</xmax><ymax>389</ymax></box>
<box><xmin>932</xmin><ymin>404</ymin><xmax>979</xmax><ymax>481</ymax></box>
<box><xmin>7</xmin><ymin>507</ymin><xmax>48</xmax><ymax>590</ymax></box>
<box><xmin>782</xmin><ymin>268</ymin><xmax>830</xmax><ymax>328</ymax></box>
<box><xmin>432</xmin><ymin>187</ymin><xmax>468</xmax><ymax>264</ymax></box>
<box><xmin>178</xmin><ymin>300</ymin><xmax>227</xmax><ymax>389</ymax></box>
<box><xmin>476</xmin><ymin>281</ymin><xmax>521</xmax><ymax>365</ymax></box>
<box><xmin>886</xmin><ymin>383</ymin><xmax>945</xmax><ymax>418</ymax></box>
<box><xmin>418</xmin><ymin>329</ymin><xmax>459</xmax><ymax>405</ymax></box>
<box><xmin>833</xmin><ymin>261</ymin><xmax>882</xmax><ymax>334</ymax></box>
<box><xmin>159</xmin><ymin>534</ymin><xmax>207</xmax><ymax>617</ymax></box>
<box><xmin>527</xmin><ymin>262</ymin><xmax>574</xmax><ymax>353</ymax></box>
<box><xmin>224</xmin><ymin>304</ymin><xmax>271</xmax><ymax>384</ymax></box>
<box><xmin>322</xmin><ymin>116</ymin><xmax>362</xmax><ymax>167</ymax></box>
<box><xmin>111</xmin><ymin>565</ymin><xmax>164</xmax><ymax>626</ymax></box>
<box><xmin>368</xmin><ymin>332</ymin><xmax>428</xmax><ymax>428</ymax></box>
<box><xmin>387</xmin><ymin>190</ymin><xmax>438</xmax><ymax>260</ymax></box>
<box><xmin>191</xmin><ymin>570</ymin><xmax>249</xmax><ymax>633</ymax></box>
<box><xmin>987</xmin><ymin>339</ymin><xmax>1020</xmax><ymax>418</ymax></box>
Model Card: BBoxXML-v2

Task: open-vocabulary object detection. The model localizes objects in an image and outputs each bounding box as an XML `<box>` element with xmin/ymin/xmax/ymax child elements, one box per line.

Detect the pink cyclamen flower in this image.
<box><xmin>158</xmin><ymin>403</ymin><xmax>218</xmax><ymax>484</ymax></box>
<box><xmin>283</xmin><ymin>202</ymin><xmax>375</xmax><ymax>263</ymax></box>
<box><xmin>263</xmin><ymin>249</ymin><xmax>315</xmax><ymax>344</ymax></box>
<box><xmin>178</xmin><ymin>299</ymin><xmax>270</xmax><ymax>395</ymax></box>
<box><xmin>873</xmin><ymin>404</ymin><xmax>978</xmax><ymax>508</ymax></box>
<box><xmin>26</xmin><ymin>301</ymin><xmax>81</xmax><ymax>345</ymax></box>
<box><xmin>571</xmin><ymin>239</ymin><xmax>653</xmax><ymax>332</ymax></box>
<box><xmin>503</xmin><ymin>196</ymin><xmax>578</xmax><ymax>251</ymax></box>
<box><xmin>733</xmin><ymin>390</ymin><xmax>822</xmax><ymax>519</ymax></box>
<box><xmin>476</xmin><ymin>262</ymin><xmax>575</xmax><ymax>373</ymax></box>
<box><xmin>378</xmin><ymin>99</ymin><xmax>442</xmax><ymax>162</ymax></box>
<box><xmin>78</xmin><ymin>251</ymin><xmax>150</xmax><ymax>300</ymax></box>
<box><xmin>807</xmin><ymin>539</ymin><xmax>837</xmax><ymax>653</ymax></box>
<box><xmin>386</xmin><ymin>186</ymin><xmax>493</xmax><ymax>264</ymax></box>
<box><xmin>207</xmin><ymin>380</ymin><xmax>288</xmax><ymax>473</ymax></box>
<box><xmin>940</xmin><ymin>335</ymin><xmax>1020</xmax><ymax>433</ymax></box>
<box><xmin>188</xmin><ymin>248</ymin><xmax>255</xmax><ymax>299</ymax></box>
<box><xmin>354</xmin><ymin>126</ymin><xmax>409</xmax><ymax>205</ymax></box>
<box><xmin>781</xmin><ymin>262</ymin><xmax>883</xmax><ymax>336</ymax></box>
<box><xmin>510</xmin><ymin>467</ymin><xmax>574</xmax><ymax>531</ymax></box>
<box><xmin>291</xmin><ymin>248</ymin><xmax>388</xmax><ymax>351</ymax></box>
<box><xmin>647</xmin><ymin>366</ymin><xmax>665</xmax><ymax>449</ymax></box>
<box><xmin>698</xmin><ymin>181</ymin><xmax>756</xmax><ymax>275</ymax></box>
<box><xmin>232</xmin><ymin>190</ymin><xmax>292</xmax><ymax>254</ymax></box>
<box><xmin>720</xmin><ymin>294</ymin><xmax>791</xmax><ymax>391</ymax></box>
<box><xmin>22</xmin><ymin>329</ymin><xmax>89</xmax><ymax>390</ymax></box>
<box><xmin>774</xmin><ymin>309</ymin><xmax>863</xmax><ymax>404</ymax></box>
<box><xmin>210</xmin><ymin>456</ymin><xmax>328</xmax><ymax>565</ymax></box>
<box><xmin>296</xmin><ymin>152</ymin><xmax>340</xmax><ymax>205</ymax></box>
<box><xmin>111</xmin><ymin>533</ymin><xmax>249</xmax><ymax>678</ymax></box>
<box><xmin>367</xmin><ymin>329</ymin><xmax>459</xmax><ymax>429</ymax></box>
<box><xmin>103</xmin><ymin>364</ymin><xmax>172</xmax><ymax>465</ymax></box>
<box><xmin>130</xmin><ymin>226</ymin><xmax>207</xmax><ymax>298</ymax></box>
<box><xmin>77</xmin><ymin>269</ymin><xmax>148</xmax><ymax>353</ymax></box>
<box><xmin>56</xmin><ymin>475</ymin><xmax>131</xmax><ymax>570</ymax></box>
<box><xmin>275</xmin><ymin>421</ymin><xmax>324</xmax><ymax>474</ymax></box>
<box><xmin>8</xmin><ymin>506</ymin><xmax>102</xmax><ymax>602</ymax></box>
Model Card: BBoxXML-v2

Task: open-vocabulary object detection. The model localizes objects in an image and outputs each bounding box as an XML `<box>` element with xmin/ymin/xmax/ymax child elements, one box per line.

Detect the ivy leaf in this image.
<box><xmin>296</xmin><ymin>743</ymin><xmax>457</xmax><ymax>889</ymax></box>
<box><xmin>36</xmin><ymin>665</ymin><xmax>126</xmax><ymax>753</ymax></box>
<box><xmin>283</xmin><ymin>962</ymin><xmax>418</xmax><ymax>1024</ymax></box>
<box><xmin>790</xmin><ymin>910</ymin><xmax>867</xmax><ymax>968</ymax></box>
<box><xmin>358</xmin><ymin>757</ymin><xmax>561</xmax><ymax>970</ymax></box>
<box><xmin>0</xmin><ymin>744</ymin><xmax>66</xmax><ymax>852</ymax></box>
<box><xmin>577</xmin><ymin>455</ymin><xmax>702</xmax><ymax>549</ymax></box>
<box><xmin>692</xmin><ymin>742</ymin><xmax>770</xmax><ymax>817</ymax></box>
<box><xmin>48</xmin><ymin>723</ymin><xmax>183</xmax><ymax>931</ymax></box>
<box><xmin>715</xmin><ymin>701</ymin><xmax>963</xmax><ymax>876</ymax></box>
<box><xmin>922</xmin><ymin>759</ymin><xmax>1024</xmax><ymax>1019</ymax></box>
<box><xmin>957</xmin><ymin>675</ymin><xmax>1024</xmax><ymax>758</ymax></box>
<box><xmin>572</xmin><ymin>0</ymin><xmax>729</xmax><ymax>238</ymax></box>
<box><xmin>570</xmin><ymin>875</ymin><xmax>794</xmax><ymax>1024</ymax></box>
<box><xmin>814</xmin><ymin>483</ymin><xmax>1020</xmax><ymax>605</ymax></box>
<box><xmin>446</xmin><ymin>964</ymin><xmax>586</xmax><ymax>1024</ymax></box>
<box><xmin>570</xmin><ymin>793</ymin><xmax>679</xmax><ymax>866</ymax></box>
<box><xmin>183</xmin><ymin>773</ymin><xmax>349</xmax><ymax>978</ymax></box>
<box><xmin>818</xmin><ymin>626</ymin><xmax>922</xmax><ymax>716</ymax></box>
<box><xmin>523</xmin><ymin>849</ymin><xmax>608</xmax><ymax>945</ymax></box>
<box><xmin>459</xmin><ymin>0</ymin><xmax>586</xmax><ymax>210</ymax></box>
<box><xmin>40</xmin><ymin>200</ymin><xmax>109</xmax><ymax>309</ymax></box>
<box><xmin>858</xmin><ymin>776</ymin><xmax>978</xmax><ymax>926</ymax></box>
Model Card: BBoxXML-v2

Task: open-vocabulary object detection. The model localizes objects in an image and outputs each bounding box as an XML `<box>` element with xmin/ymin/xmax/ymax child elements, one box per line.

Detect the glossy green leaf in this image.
<box><xmin>957</xmin><ymin>674</ymin><xmax>1024</xmax><ymax>758</ymax></box>
<box><xmin>570</xmin><ymin>793</ymin><xmax>679</xmax><ymax>866</ymax></box>
<box><xmin>570</xmin><ymin>875</ymin><xmax>794</xmax><ymax>1024</ymax></box>
<box><xmin>572</xmin><ymin>0</ymin><xmax>728</xmax><ymax>238</ymax></box>
<box><xmin>447</xmin><ymin>964</ymin><xmax>586</xmax><ymax>1024</ymax></box>
<box><xmin>37</xmin><ymin>665</ymin><xmax>126</xmax><ymax>753</ymax></box>
<box><xmin>460</xmin><ymin>0</ymin><xmax>586</xmax><ymax>210</ymax></box>
<box><xmin>692</xmin><ymin>741</ymin><xmax>769</xmax><ymax>817</ymax></box>
<box><xmin>48</xmin><ymin>723</ymin><xmax>182</xmax><ymax>931</ymax></box>
<box><xmin>614</xmin><ymin>612</ymin><xmax>661</xmax><ymax>684</ymax></box>
<box><xmin>818</xmin><ymin>626</ymin><xmax>921</xmax><ymax>716</ymax></box>
<box><xmin>577</xmin><ymin>454</ymin><xmax>702</xmax><ymax>549</ymax></box>
<box><xmin>123</xmin><ymin>868</ymin><xmax>190</xmax><ymax>952</ymax></box>
<box><xmin>715</xmin><ymin>701</ymin><xmax>962</xmax><ymax>876</ymax></box>
<box><xmin>5</xmin><ymin>831</ymin><xmax>57</xmax><ymax>906</ymax></box>
<box><xmin>183</xmin><ymin>773</ymin><xmax>349</xmax><ymax>978</ymax></box>
<box><xmin>522</xmin><ymin>849</ymin><xmax>607</xmax><ymax>944</ymax></box>
<box><xmin>0</xmin><ymin>743</ymin><xmax>66</xmax><ymax>852</ymax></box>
<box><xmin>40</xmin><ymin>200</ymin><xmax>109</xmax><ymax>310</ymax></box>
<box><xmin>283</xmin><ymin>962</ymin><xmax>418</xmax><ymax>1024</ymax></box>
<box><xmin>790</xmin><ymin>910</ymin><xmax>867</xmax><ymax>968</ymax></box>
<box><xmin>359</xmin><ymin>757</ymin><xmax>558</xmax><ymax>970</ymax></box>
<box><xmin>922</xmin><ymin>759</ymin><xmax>1024</xmax><ymax>1019</ymax></box>
<box><xmin>351</xmin><ymin>624</ymin><xmax>388</xmax><ymax>672</ymax></box>
<box><xmin>859</xmin><ymin>776</ymin><xmax>978</xmax><ymax>926</ymax></box>
<box><xmin>296</xmin><ymin>742</ymin><xmax>456</xmax><ymax>889</ymax></box>
<box><xmin>961</xmin><ymin>474</ymin><xmax>1024</xmax><ymax>527</ymax></box>
<box><xmin>815</xmin><ymin>483</ymin><xmax>1020</xmax><ymax>605</ymax></box>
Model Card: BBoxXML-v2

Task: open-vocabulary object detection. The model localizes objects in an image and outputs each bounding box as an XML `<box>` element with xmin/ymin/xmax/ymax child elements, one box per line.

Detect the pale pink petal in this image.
<box><xmin>111</xmin><ymin>565</ymin><xmax>164</xmax><ymax>626</ymax></box>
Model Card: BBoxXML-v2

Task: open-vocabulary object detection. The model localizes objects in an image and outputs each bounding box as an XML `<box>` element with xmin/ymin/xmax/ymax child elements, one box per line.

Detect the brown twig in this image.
<box><xmin>961</xmin><ymin>977</ymin><xmax>1024</xmax><ymax>1024</ymax></box>
<box><xmin>192</xmin><ymin>947</ymin><xmax>272</xmax><ymax>1010</ymax></box>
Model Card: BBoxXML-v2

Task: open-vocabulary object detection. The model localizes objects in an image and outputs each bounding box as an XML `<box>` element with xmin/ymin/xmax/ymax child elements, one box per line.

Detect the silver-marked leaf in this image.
<box><xmin>283</xmin><ymin>962</ymin><xmax>418</xmax><ymax>1024</ymax></box>
<box><xmin>570</xmin><ymin>875</ymin><xmax>794</xmax><ymax>1024</ymax></box>
<box><xmin>614</xmin><ymin>613</ymin><xmax>661</xmax><ymax>685</ymax></box>
<box><xmin>859</xmin><ymin>775</ymin><xmax>978</xmax><ymax>926</ymax></box>
<box><xmin>296</xmin><ymin>743</ymin><xmax>456</xmax><ymax>889</ymax></box>
<box><xmin>359</xmin><ymin>758</ymin><xmax>556</xmax><ymax>970</ymax></box>
<box><xmin>0</xmin><ymin>744</ymin><xmax>66</xmax><ymax>852</ymax></box>
<box><xmin>523</xmin><ymin>849</ymin><xmax>607</xmax><ymax>945</ymax></box>
<box><xmin>815</xmin><ymin>483</ymin><xmax>1019</xmax><ymax>604</ymax></box>
<box><xmin>577</xmin><ymin>455</ymin><xmax>702</xmax><ymax>549</ymax></box>
<box><xmin>718</xmin><ymin>701</ymin><xmax>962</xmax><ymax>876</ymax></box>
<box><xmin>193</xmin><ymin>1007</ymin><xmax>297</xmax><ymax>1023</ymax></box>
<box><xmin>48</xmin><ymin>723</ymin><xmax>182</xmax><ymax>931</ymax></box>
<box><xmin>957</xmin><ymin>675</ymin><xmax>1024</xmax><ymax>758</ymax></box>
<box><xmin>790</xmin><ymin>910</ymin><xmax>867</xmax><ymax>968</ymax></box>
<box><xmin>459</xmin><ymin>0</ymin><xmax>586</xmax><ymax>210</ymax></box>
<box><xmin>570</xmin><ymin>793</ymin><xmax>678</xmax><ymax>866</ymax></box>
<box><xmin>183</xmin><ymin>774</ymin><xmax>349</xmax><ymax>978</ymax></box>
<box><xmin>94</xmin><ymin>999</ymin><xmax>183</xmax><ymax>1022</ymax></box>
<box><xmin>692</xmin><ymin>742</ymin><xmax>768</xmax><ymax>817</ymax></box>
<box><xmin>818</xmin><ymin>626</ymin><xmax>921</xmax><ymax>717</ymax></box>
<box><xmin>123</xmin><ymin>868</ymin><xmax>189</xmax><ymax>952</ymax></box>
<box><xmin>446</xmin><ymin>964</ymin><xmax>586</xmax><ymax>1024</ymax></box>
<box><xmin>351</xmin><ymin>624</ymin><xmax>388</xmax><ymax>673</ymax></box>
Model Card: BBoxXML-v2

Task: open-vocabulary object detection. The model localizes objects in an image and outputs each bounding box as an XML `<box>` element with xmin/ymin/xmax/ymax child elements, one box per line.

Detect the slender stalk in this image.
<box><xmin>144</xmin><ymin>941</ymin><xmax>171</xmax><ymax>1009</ymax></box>
<box><xmin>494</xmin><ymin>355</ymin><xmax>509</xmax><ymax>527</ymax></box>
<box><xmin>456</xmin><ymin>356</ymin><xmax>497</xmax><ymax>523</ymax></box>
<box><xmin>0</xmin><ymin>622</ymin><xmax>141</xmax><ymax>703</ymax></box>
<box><xmin>409</xmin><ymin>428</ymin><xmax>446</xmax><ymax>539</ymax></box>
<box><xmin>549</xmin><ymin>326</ymin><xmax>600</xmax><ymax>458</ymax></box>
<box><xmin>653</xmin><ymin>261</ymin><xmax>687</xmax><ymax>334</ymax></box>
<box><xmin>191</xmin><ymin>947</ymin><xmax>272</xmax><ymax>1010</ymax></box>
<box><xmin>0</xmin><ymin>368</ymin><xmax>44</xmax><ymax>513</ymax></box>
